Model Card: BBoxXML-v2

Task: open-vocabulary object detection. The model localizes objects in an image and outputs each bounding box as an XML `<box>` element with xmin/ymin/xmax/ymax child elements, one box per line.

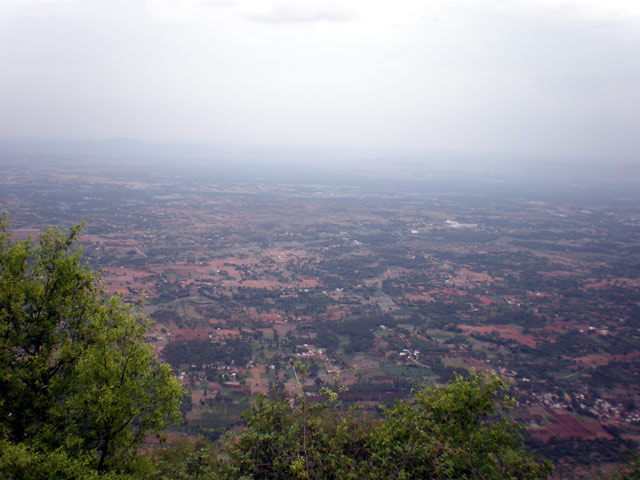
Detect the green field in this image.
<box><xmin>384</xmin><ymin>364</ymin><xmax>434</xmax><ymax>377</ymax></box>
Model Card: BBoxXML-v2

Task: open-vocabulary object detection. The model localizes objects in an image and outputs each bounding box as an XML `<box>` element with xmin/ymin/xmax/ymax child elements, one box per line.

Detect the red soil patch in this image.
<box><xmin>207</xmin><ymin>318</ymin><xmax>228</xmax><ymax>327</ymax></box>
<box><xmin>249</xmin><ymin>365</ymin><xmax>269</xmax><ymax>395</ymax></box>
<box><xmin>239</xmin><ymin>277</ymin><xmax>318</xmax><ymax>289</ymax></box>
<box><xmin>459</xmin><ymin>324</ymin><xmax>537</xmax><ymax>348</ymax></box>
<box><xmin>267</xmin><ymin>249</ymin><xmax>313</xmax><ymax>262</ymax></box>
<box><xmin>576</xmin><ymin>352</ymin><xmax>640</xmax><ymax>368</ymax></box>
<box><xmin>541</xmin><ymin>320</ymin><xmax>590</xmax><ymax>333</ymax></box>
<box><xmin>441</xmin><ymin>288</ymin><xmax>460</xmax><ymax>296</ymax></box>
<box><xmin>10</xmin><ymin>228</ymin><xmax>42</xmax><ymax>240</ymax></box>
<box><xmin>100</xmin><ymin>268</ymin><xmax>157</xmax><ymax>299</ymax></box>
<box><xmin>325</xmin><ymin>306</ymin><xmax>350</xmax><ymax>320</ymax></box>
<box><xmin>81</xmin><ymin>234</ymin><xmax>138</xmax><ymax>246</ymax></box>
<box><xmin>191</xmin><ymin>383</ymin><xmax>220</xmax><ymax>405</ymax></box>
<box><xmin>528</xmin><ymin>407</ymin><xmax>613</xmax><ymax>442</ymax></box>
<box><xmin>338</xmin><ymin>372</ymin><xmax>358</xmax><ymax>386</ymax></box>
<box><xmin>102</xmin><ymin>267</ymin><xmax>154</xmax><ymax>282</ymax></box>
<box><xmin>474</xmin><ymin>295</ymin><xmax>493</xmax><ymax>305</ymax></box>
<box><xmin>460</xmin><ymin>357</ymin><xmax>494</xmax><ymax>371</ymax></box>
<box><xmin>210</xmin><ymin>329</ymin><xmax>241</xmax><ymax>340</ymax></box>
<box><xmin>172</xmin><ymin>328</ymin><xmax>214</xmax><ymax>341</ymax></box>
<box><xmin>613</xmin><ymin>352</ymin><xmax>640</xmax><ymax>362</ymax></box>
<box><xmin>260</xmin><ymin>313</ymin><xmax>283</xmax><ymax>322</ymax></box>
<box><xmin>457</xmin><ymin>268</ymin><xmax>501</xmax><ymax>284</ymax></box>
<box><xmin>243</xmin><ymin>309</ymin><xmax>284</xmax><ymax>323</ymax></box>
<box><xmin>541</xmin><ymin>270</ymin><xmax>575</xmax><ymax>278</ymax></box>
<box><xmin>272</xmin><ymin>322</ymin><xmax>296</xmax><ymax>336</ymax></box>
<box><xmin>406</xmin><ymin>293</ymin><xmax>434</xmax><ymax>302</ymax></box>
<box><xmin>298</xmin><ymin>277</ymin><xmax>319</xmax><ymax>287</ymax></box>
<box><xmin>240</xmin><ymin>279</ymin><xmax>284</xmax><ymax>289</ymax></box>
<box><xmin>575</xmin><ymin>354</ymin><xmax>610</xmax><ymax>368</ymax></box>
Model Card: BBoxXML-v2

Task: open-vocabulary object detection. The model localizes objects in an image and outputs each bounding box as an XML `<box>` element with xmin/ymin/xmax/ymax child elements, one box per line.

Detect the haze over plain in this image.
<box><xmin>1</xmin><ymin>0</ymin><xmax>639</xmax><ymax>166</ymax></box>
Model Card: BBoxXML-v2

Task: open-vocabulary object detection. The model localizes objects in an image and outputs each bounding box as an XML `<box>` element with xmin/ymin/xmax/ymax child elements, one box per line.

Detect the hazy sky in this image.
<box><xmin>1</xmin><ymin>0</ymin><xmax>639</xmax><ymax>160</ymax></box>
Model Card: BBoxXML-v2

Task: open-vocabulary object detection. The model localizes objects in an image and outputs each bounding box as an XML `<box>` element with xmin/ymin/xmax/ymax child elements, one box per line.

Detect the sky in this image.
<box><xmin>1</xmin><ymin>0</ymin><xmax>639</xmax><ymax>161</ymax></box>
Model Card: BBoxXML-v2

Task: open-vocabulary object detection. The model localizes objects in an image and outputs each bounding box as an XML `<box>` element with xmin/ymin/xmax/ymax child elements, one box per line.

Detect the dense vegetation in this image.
<box><xmin>154</xmin><ymin>369</ymin><xmax>553</xmax><ymax>480</ymax></box>
<box><xmin>0</xmin><ymin>217</ymin><xmax>182</xmax><ymax>478</ymax></box>
<box><xmin>163</xmin><ymin>338</ymin><xmax>253</xmax><ymax>369</ymax></box>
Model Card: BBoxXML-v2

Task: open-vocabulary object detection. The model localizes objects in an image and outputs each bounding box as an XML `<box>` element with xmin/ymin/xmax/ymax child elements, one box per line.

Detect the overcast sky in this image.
<box><xmin>1</xmin><ymin>0</ymin><xmax>639</xmax><ymax>161</ymax></box>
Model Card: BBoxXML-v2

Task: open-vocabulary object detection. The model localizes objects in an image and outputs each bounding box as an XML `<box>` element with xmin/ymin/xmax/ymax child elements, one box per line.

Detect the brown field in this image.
<box><xmin>541</xmin><ymin>270</ymin><xmax>575</xmax><ymax>278</ymax></box>
<box><xmin>239</xmin><ymin>278</ymin><xmax>318</xmax><ymax>289</ymax></box>
<box><xmin>406</xmin><ymin>293</ymin><xmax>434</xmax><ymax>302</ymax></box>
<box><xmin>248</xmin><ymin>365</ymin><xmax>269</xmax><ymax>394</ymax></box>
<box><xmin>459</xmin><ymin>324</ymin><xmax>537</xmax><ymax>348</ymax></box>
<box><xmin>325</xmin><ymin>306</ymin><xmax>350</xmax><ymax>320</ymax></box>
<box><xmin>191</xmin><ymin>383</ymin><xmax>220</xmax><ymax>405</ymax></box>
<box><xmin>526</xmin><ymin>406</ymin><xmax>613</xmax><ymax>441</ymax></box>
<box><xmin>272</xmin><ymin>322</ymin><xmax>297</xmax><ymax>336</ymax></box>
<box><xmin>474</xmin><ymin>295</ymin><xmax>493</xmax><ymax>305</ymax></box>
<box><xmin>245</xmin><ymin>309</ymin><xmax>283</xmax><ymax>323</ymax></box>
<box><xmin>576</xmin><ymin>352</ymin><xmax>640</xmax><ymax>368</ymax></box>
<box><xmin>460</xmin><ymin>357</ymin><xmax>494</xmax><ymax>371</ymax></box>
<box><xmin>457</xmin><ymin>268</ymin><xmax>501</xmax><ymax>284</ymax></box>
<box><xmin>574</xmin><ymin>354</ymin><xmax>610</xmax><ymax>368</ymax></box>
<box><xmin>541</xmin><ymin>320</ymin><xmax>590</xmax><ymax>333</ymax></box>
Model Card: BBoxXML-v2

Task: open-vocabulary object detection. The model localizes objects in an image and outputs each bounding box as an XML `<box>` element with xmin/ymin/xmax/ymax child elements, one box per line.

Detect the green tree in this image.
<box><xmin>368</xmin><ymin>372</ymin><xmax>553</xmax><ymax>479</ymax></box>
<box><xmin>213</xmin><ymin>371</ymin><xmax>551</xmax><ymax>480</ymax></box>
<box><xmin>0</xmin><ymin>438</ymin><xmax>127</xmax><ymax>480</ymax></box>
<box><xmin>153</xmin><ymin>437</ymin><xmax>218</xmax><ymax>480</ymax></box>
<box><xmin>613</xmin><ymin>453</ymin><xmax>640</xmax><ymax>480</ymax></box>
<box><xmin>217</xmin><ymin>394</ymin><xmax>370</xmax><ymax>480</ymax></box>
<box><xmin>216</xmin><ymin>364</ymin><xmax>369</xmax><ymax>480</ymax></box>
<box><xmin>0</xmin><ymin>216</ymin><xmax>183</xmax><ymax>477</ymax></box>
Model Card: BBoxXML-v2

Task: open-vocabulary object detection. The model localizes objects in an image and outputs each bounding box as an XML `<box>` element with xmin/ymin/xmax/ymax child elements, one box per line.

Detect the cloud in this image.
<box><xmin>244</xmin><ymin>4</ymin><xmax>355</xmax><ymax>24</ymax></box>
<box><xmin>1</xmin><ymin>0</ymin><xmax>638</xmax><ymax>160</ymax></box>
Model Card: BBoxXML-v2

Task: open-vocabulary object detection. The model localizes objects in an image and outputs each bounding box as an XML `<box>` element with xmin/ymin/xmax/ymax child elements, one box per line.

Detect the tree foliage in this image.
<box><xmin>162</xmin><ymin>338</ymin><xmax>252</xmax><ymax>369</ymax></box>
<box><xmin>368</xmin><ymin>373</ymin><xmax>552</xmax><ymax>479</ymax></box>
<box><xmin>190</xmin><ymin>370</ymin><xmax>551</xmax><ymax>480</ymax></box>
<box><xmin>0</xmin><ymin>216</ymin><xmax>183</xmax><ymax>477</ymax></box>
<box><xmin>613</xmin><ymin>453</ymin><xmax>640</xmax><ymax>480</ymax></box>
